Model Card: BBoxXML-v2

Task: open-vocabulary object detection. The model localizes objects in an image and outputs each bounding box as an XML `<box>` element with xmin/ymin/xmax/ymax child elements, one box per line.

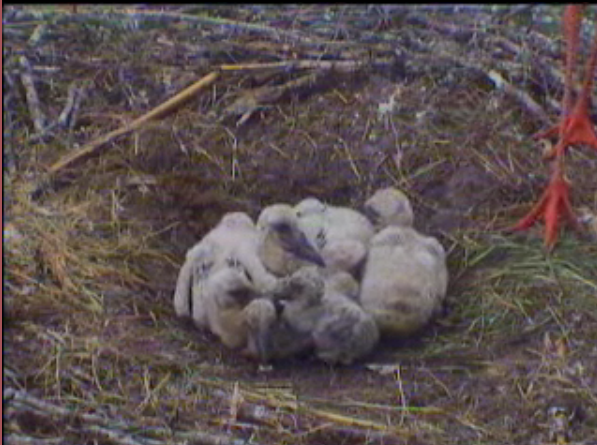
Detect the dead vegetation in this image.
<box><xmin>3</xmin><ymin>5</ymin><xmax>597</xmax><ymax>445</ymax></box>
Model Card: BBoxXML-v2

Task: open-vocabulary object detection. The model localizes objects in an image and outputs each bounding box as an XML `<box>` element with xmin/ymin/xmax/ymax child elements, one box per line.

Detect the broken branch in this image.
<box><xmin>29</xmin><ymin>70</ymin><xmax>220</xmax><ymax>199</ymax></box>
<box><xmin>4</xmin><ymin>386</ymin><xmax>260</xmax><ymax>445</ymax></box>
<box><xmin>19</xmin><ymin>56</ymin><xmax>47</xmax><ymax>135</ymax></box>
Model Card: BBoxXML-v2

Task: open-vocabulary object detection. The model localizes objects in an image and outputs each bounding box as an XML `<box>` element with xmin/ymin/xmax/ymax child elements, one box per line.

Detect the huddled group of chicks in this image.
<box><xmin>173</xmin><ymin>187</ymin><xmax>449</xmax><ymax>366</ymax></box>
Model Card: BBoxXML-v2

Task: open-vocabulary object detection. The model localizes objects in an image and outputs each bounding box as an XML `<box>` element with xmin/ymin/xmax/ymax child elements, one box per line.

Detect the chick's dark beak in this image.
<box><xmin>362</xmin><ymin>204</ymin><xmax>381</xmax><ymax>226</ymax></box>
<box><xmin>284</xmin><ymin>231</ymin><xmax>325</xmax><ymax>267</ymax></box>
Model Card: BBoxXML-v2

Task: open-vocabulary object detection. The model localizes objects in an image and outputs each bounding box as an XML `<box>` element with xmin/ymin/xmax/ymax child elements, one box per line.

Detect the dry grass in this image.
<box><xmin>4</xmin><ymin>5</ymin><xmax>597</xmax><ymax>445</ymax></box>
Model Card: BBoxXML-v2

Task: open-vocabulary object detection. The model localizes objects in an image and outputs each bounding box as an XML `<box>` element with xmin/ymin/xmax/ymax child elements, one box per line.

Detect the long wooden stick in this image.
<box><xmin>45</xmin><ymin>71</ymin><xmax>219</xmax><ymax>175</ymax></box>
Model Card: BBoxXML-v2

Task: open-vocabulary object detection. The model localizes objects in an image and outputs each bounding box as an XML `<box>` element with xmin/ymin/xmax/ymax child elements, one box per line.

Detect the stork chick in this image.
<box><xmin>173</xmin><ymin>212</ymin><xmax>277</xmax><ymax>326</ymax></box>
<box><xmin>243</xmin><ymin>297</ymin><xmax>314</xmax><ymax>363</ymax></box>
<box><xmin>257</xmin><ymin>204</ymin><xmax>325</xmax><ymax>277</ymax></box>
<box><xmin>313</xmin><ymin>270</ymin><xmax>380</xmax><ymax>365</ymax></box>
<box><xmin>247</xmin><ymin>267</ymin><xmax>379</xmax><ymax>365</ymax></box>
<box><xmin>360</xmin><ymin>226</ymin><xmax>448</xmax><ymax>337</ymax></box>
<box><xmin>295</xmin><ymin>197</ymin><xmax>375</xmax><ymax>247</ymax></box>
<box><xmin>201</xmin><ymin>262</ymin><xmax>260</xmax><ymax>349</ymax></box>
<box><xmin>243</xmin><ymin>266</ymin><xmax>324</xmax><ymax>363</ymax></box>
<box><xmin>294</xmin><ymin>197</ymin><xmax>375</xmax><ymax>275</ymax></box>
<box><xmin>363</xmin><ymin>187</ymin><xmax>414</xmax><ymax>230</ymax></box>
<box><xmin>319</xmin><ymin>239</ymin><xmax>369</xmax><ymax>278</ymax></box>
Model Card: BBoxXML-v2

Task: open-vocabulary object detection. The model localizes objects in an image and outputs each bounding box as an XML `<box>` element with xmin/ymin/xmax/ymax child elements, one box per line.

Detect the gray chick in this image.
<box><xmin>312</xmin><ymin>270</ymin><xmax>380</xmax><ymax>365</ymax></box>
<box><xmin>242</xmin><ymin>297</ymin><xmax>314</xmax><ymax>363</ymax></box>
<box><xmin>247</xmin><ymin>267</ymin><xmax>379</xmax><ymax>365</ymax></box>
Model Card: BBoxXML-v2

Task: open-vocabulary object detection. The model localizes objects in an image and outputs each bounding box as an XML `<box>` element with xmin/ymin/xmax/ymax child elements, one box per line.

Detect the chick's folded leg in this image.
<box><xmin>242</xmin><ymin>298</ymin><xmax>278</xmax><ymax>363</ymax></box>
<box><xmin>203</xmin><ymin>266</ymin><xmax>258</xmax><ymax>349</ymax></box>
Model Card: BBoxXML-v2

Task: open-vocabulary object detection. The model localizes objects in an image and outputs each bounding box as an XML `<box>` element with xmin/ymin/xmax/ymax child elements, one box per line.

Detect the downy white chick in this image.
<box><xmin>317</xmin><ymin>239</ymin><xmax>368</xmax><ymax>278</ymax></box>
<box><xmin>294</xmin><ymin>198</ymin><xmax>375</xmax><ymax>275</ymax></box>
<box><xmin>360</xmin><ymin>225</ymin><xmax>448</xmax><ymax>337</ymax></box>
<box><xmin>363</xmin><ymin>187</ymin><xmax>414</xmax><ymax>231</ymax></box>
<box><xmin>201</xmin><ymin>261</ymin><xmax>261</xmax><ymax>349</ymax></box>
<box><xmin>257</xmin><ymin>204</ymin><xmax>326</xmax><ymax>277</ymax></box>
<box><xmin>173</xmin><ymin>212</ymin><xmax>277</xmax><ymax>327</ymax></box>
<box><xmin>246</xmin><ymin>267</ymin><xmax>379</xmax><ymax>365</ymax></box>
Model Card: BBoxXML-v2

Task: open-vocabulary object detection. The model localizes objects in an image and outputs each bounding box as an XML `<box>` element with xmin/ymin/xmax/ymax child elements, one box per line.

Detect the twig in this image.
<box><xmin>57</xmin><ymin>81</ymin><xmax>87</xmax><ymax>130</ymax></box>
<box><xmin>4</xmin><ymin>435</ymin><xmax>64</xmax><ymax>445</ymax></box>
<box><xmin>405</xmin><ymin>14</ymin><xmax>477</xmax><ymax>42</ymax></box>
<box><xmin>493</xmin><ymin>5</ymin><xmax>538</xmax><ymax>24</ymax></box>
<box><xmin>19</xmin><ymin>55</ymin><xmax>47</xmax><ymax>134</ymax></box>
<box><xmin>320</xmin><ymin>427</ymin><xmax>406</xmax><ymax>445</ymax></box>
<box><xmin>4</xmin><ymin>387</ymin><xmax>259</xmax><ymax>445</ymax></box>
<box><xmin>31</xmin><ymin>70</ymin><xmax>219</xmax><ymax>197</ymax></box>
<box><xmin>3</xmin><ymin>77</ymin><xmax>18</xmax><ymax>173</ymax></box>
<box><xmin>212</xmin><ymin>388</ymin><xmax>293</xmax><ymax>429</ymax></box>
<box><xmin>240</xmin><ymin>387</ymin><xmax>411</xmax><ymax>436</ymax></box>
<box><xmin>28</xmin><ymin>81</ymin><xmax>89</xmax><ymax>144</ymax></box>
<box><xmin>83</xmin><ymin>425</ymin><xmax>154</xmax><ymax>445</ymax></box>
<box><xmin>47</xmin><ymin>70</ymin><xmax>218</xmax><ymax>173</ymax></box>
<box><xmin>308</xmin><ymin>407</ymin><xmax>396</xmax><ymax>432</ymax></box>
<box><xmin>4</xmin><ymin>387</ymin><xmax>114</xmax><ymax>425</ymax></box>
<box><xmin>28</xmin><ymin>23</ymin><xmax>48</xmax><ymax>46</ymax></box>
<box><xmin>214</xmin><ymin>386</ymin><xmax>413</xmax><ymax>441</ymax></box>
<box><xmin>4</xmin><ymin>9</ymin><xmax>316</xmax><ymax>43</ymax></box>
<box><xmin>487</xmin><ymin>70</ymin><xmax>550</xmax><ymax>124</ymax></box>
<box><xmin>220</xmin><ymin>58</ymin><xmax>391</xmax><ymax>73</ymax></box>
<box><xmin>219</xmin><ymin>73</ymin><xmax>320</xmax><ymax>125</ymax></box>
<box><xmin>391</xmin><ymin>32</ymin><xmax>553</xmax><ymax>127</ymax></box>
<box><xmin>174</xmin><ymin>431</ymin><xmax>259</xmax><ymax>445</ymax></box>
<box><xmin>398</xmin><ymin>4</ymin><xmax>504</xmax><ymax>15</ymax></box>
<box><xmin>218</xmin><ymin>58</ymin><xmax>391</xmax><ymax>125</ymax></box>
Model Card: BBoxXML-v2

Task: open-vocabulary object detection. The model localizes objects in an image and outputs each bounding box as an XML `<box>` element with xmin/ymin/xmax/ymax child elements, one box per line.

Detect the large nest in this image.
<box><xmin>4</xmin><ymin>5</ymin><xmax>597</xmax><ymax>445</ymax></box>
